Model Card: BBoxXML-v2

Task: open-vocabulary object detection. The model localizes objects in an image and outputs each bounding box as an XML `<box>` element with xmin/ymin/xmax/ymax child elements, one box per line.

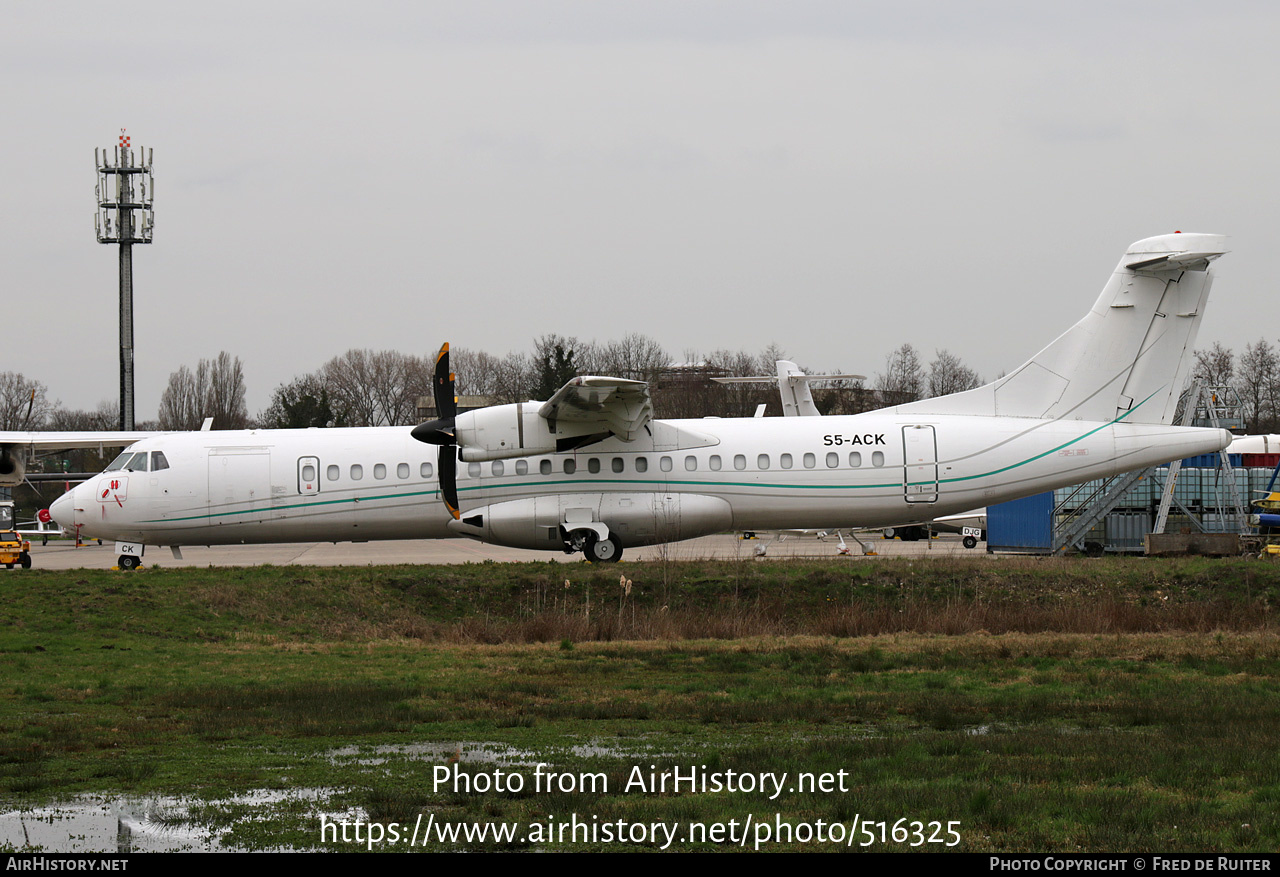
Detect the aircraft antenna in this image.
<box><xmin>95</xmin><ymin>129</ymin><xmax>154</xmax><ymax>430</ymax></box>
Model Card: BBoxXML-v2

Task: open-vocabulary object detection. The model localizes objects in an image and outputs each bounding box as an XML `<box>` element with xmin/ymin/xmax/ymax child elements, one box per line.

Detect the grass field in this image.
<box><xmin>1</xmin><ymin>556</ymin><xmax>1277</xmax><ymax>852</ymax></box>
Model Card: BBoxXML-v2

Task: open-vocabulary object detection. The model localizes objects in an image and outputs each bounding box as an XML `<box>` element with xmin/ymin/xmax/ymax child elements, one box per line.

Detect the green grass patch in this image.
<box><xmin>0</xmin><ymin>557</ymin><xmax>1278</xmax><ymax>851</ymax></box>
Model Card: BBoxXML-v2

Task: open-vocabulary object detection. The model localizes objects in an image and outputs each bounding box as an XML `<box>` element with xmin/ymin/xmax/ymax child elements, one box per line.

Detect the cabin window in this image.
<box><xmin>757</xmin><ymin>454</ymin><xmax>770</xmax><ymax>470</ymax></box>
<box><xmin>151</xmin><ymin>452</ymin><xmax>170</xmax><ymax>471</ymax></box>
<box><xmin>374</xmin><ymin>463</ymin><xmax>387</xmax><ymax>480</ymax></box>
<box><xmin>327</xmin><ymin>465</ymin><xmax>340</xmax><ymax>481</ymax></box>
<box><xmin>709</xmin><ymin>455</ymin><xmax>722</xmax><ymax>471</ymax></box>
<box><xmin>612</xmin><ymin>457</ymin><xmax>624</xmax><ymax>473</ymax></box>
<box><xmin>588</xmin><ymin>458</ymin><xmax>601</xmax><ymax>474</ymax></box>
<box><xmin>872</xmin><ymin>451</ymin><xmax>885</xmax><ymax>467</ymax></box>
<box><xmin>516</xmin><ymin>460</ymin><xmax>528</xmax><ymax>475</ymax></box>
<box><xmin>420</xmin><ymin>462</ymin><xmax>433</xmax><ymax>478</ymax></box>
<box><xmin>734</xmin><ymin>454</ymin><xmax>746</xmax><ymax>471</ymax></box>
<box><xmin>492</xmin><ymin>461</ymin><xmax>504</xmax><ymax>476</ymax></box>
<box><xmin>803</xmin><ymin>453</ymin><xmax>816</xmax><ymax>469</ymax></box>
<box><xmin>780</xmin><ymin>453</ymin><xmax>792</xmax><ymax>469</ymax></box>
<box><xmin>301</xmin><ymin>463</ymin><xmax>317</xmax><ymax>482</ymax></box>
<box><xmin>564</xmin><ymin>459</ymin><xmax>576</xmax><ymax>474</ymax></box>
<box><xmin>849</xmin><ymin>452</ymin><xmax>862</xmax><ymax>468</ymax></box>
<box><xmin>350</xmin><ymin>464</ymin><xmax>363</xmax><ymax>480</ymax></box>
<box><xmin>660</xmin><ymin>456</ymin><xmax>672</xmax><ymax>472</ymax></box>
<box><xmin>468</xmin><ymin>462</ymin><xmax>481</xmax><ymax>478</ymax></box>
<box><xmin>397</xmin><ymin>462</ymin><xmax>410</xmax><ymax>479</ymax></box>
<box><xmin>826</xmin><ymin>452</ymin><xmax>839</xmax><ymax>468</ymax></box>
<box><xmin>540</xmin><ymin>459</ymin><xmax>552</xmax><ymax>475</ymax></box>
<box><xmin>685</xmin><ymin>455</ymin><xmax>697</xmax><ymax>471</ymax></box>
<box><xmin>636</xmin><ymin>457</ymin><xmax>649</xmax><ymax>473</ymax></box>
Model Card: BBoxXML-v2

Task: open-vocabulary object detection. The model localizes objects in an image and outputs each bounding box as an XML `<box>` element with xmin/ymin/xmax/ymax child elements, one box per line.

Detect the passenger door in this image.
<box><xmin>902</xmin><ymin>425</ymin><xmax>938</xmax><ymax>503</ymax></box>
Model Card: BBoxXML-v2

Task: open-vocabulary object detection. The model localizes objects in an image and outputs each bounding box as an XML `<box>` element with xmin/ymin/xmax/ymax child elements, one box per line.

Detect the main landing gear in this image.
<box><xmin>118</xmin><ymin>555</ymin><xmax>141</xmax><ymax>571</ymax></box>
<box><xmin>563</xmin><ymin>527</ymin><xmax>624</xmax><ymax>563</ymax></box>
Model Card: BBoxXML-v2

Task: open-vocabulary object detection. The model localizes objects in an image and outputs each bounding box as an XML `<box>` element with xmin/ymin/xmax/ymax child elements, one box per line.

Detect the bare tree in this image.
<box><xmin>927</xmin><ymin>349</ymin><xmax>982</xmax><ymax>398</ymax></box>
<box><xmin>319</xmin><ymin>349</ymin><xmax>427</xmax><ymax>426</ymax></box>
<box><xmin>157</xmin><ymin>353</ymin><xmax>248</xmax><ymax>430</ymax></box>
<box><xmin>207</xmin><ymin>352</ymin><xmax>250</xmax><ymax>430</ymax></box>
<box><xmin>1238</xmin><ymin>339</ymin><xmax>1279</xmax><ymax>433</ymax></box>
<box><xmin>598</xmin><ymin>333</ymin><xmax>669</xmax><ymax>383</ymax></box>
<box><xmin>157</xmin><ymin>364</ymin><xmax>202</xmax><ymax>430</ymax></box>
<box><xmin>1193</xmin><ymin>342</ymin><xmax>1235</xmax><ymax>388</ymax></box>
<box><xmin>47</xmin><ymin>400</ymin><xmax>119</xmax><ymax>431</ymax></box>
<box><xmin>876</xmin><ymin>344</ymin><xmax>924</xmax><ymax>405</ymax></box>
<box><xmin>0</xmin><ymin>373</ymin><xmax>54</xmax><ymax>430</ymax></box>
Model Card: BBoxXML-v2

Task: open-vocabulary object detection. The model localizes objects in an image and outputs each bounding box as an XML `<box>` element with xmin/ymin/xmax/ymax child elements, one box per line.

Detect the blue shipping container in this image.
<box><xmin>1181</xmin><ymin>454</ymin><xmax>1243</xmax><ymax>468</ymax></box>
<box><xmin>987</xmin><ymin>491</ymin><xmax>1054</xmax><ymax>552</ymax></box>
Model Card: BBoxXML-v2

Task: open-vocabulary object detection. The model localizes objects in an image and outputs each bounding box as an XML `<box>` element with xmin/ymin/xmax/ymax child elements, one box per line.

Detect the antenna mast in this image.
<box><xmin>95</xmin><ymin>129</ymin><xmax>154</xmax><ymax>430</ymax></box>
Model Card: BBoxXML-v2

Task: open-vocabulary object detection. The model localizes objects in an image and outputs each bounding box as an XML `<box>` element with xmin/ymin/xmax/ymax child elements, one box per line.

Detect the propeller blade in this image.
<box><xmin>438</xmin><ymin>447</ymin><xmax>459</xmax><ymax>520</ymax></box>
<box><xmin>433</xmin><ymin>343</ymin><xmax>456</xmax><ymax>420</ymax></box>
<box><xmin>414</xmin><ymin>343</ymin><xmax>460</xmax><ymax>519</ymax></box>
<box><xmin>21</xmin><ymin>390</ymin><xmax>35</xmax><ymax>430</ymax></box>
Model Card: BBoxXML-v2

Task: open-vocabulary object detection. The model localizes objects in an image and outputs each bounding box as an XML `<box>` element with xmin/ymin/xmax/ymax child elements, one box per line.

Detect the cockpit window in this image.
<box><xmin>151</xmin><ymin>452</ymin><xmax>170</xmax><ymax>471</ymax></box>
<box><xmin>106</xmin><ymin>451</ymin><xmax>150</xmax><ymax>471</ymax></box>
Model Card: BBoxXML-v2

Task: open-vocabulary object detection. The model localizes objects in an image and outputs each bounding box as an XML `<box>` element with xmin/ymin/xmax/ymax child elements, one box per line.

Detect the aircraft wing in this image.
<box><xmin>538</xmin><ymin>377</ymin><xmax>652</xmax><ymax>441</ymax></box>
<box><xmin>0</xmin><ymin>431</ymin><xmax>156</xmax><ymax>451</ymax></box>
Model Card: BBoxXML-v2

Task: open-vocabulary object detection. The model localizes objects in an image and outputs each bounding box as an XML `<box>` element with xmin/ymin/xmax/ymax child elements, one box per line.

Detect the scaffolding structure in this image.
<box><xmin>1050</xmin><ymin>383</ymin><xmax>1247</xmax><ymax>555</ymax></box>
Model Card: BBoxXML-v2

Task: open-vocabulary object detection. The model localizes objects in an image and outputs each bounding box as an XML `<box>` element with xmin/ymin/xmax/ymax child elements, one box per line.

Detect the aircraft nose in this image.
<box><xmin>50</xmin><ymin>488</ymin><xmax>78</xmax><ymax>531</ymax></box>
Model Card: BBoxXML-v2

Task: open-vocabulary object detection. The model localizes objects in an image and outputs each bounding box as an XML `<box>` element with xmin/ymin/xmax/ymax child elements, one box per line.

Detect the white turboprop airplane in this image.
<box><xmin>29</xmin><ymin>232</ymin><xmax>1232</xmax><ymax>568</ymax></box>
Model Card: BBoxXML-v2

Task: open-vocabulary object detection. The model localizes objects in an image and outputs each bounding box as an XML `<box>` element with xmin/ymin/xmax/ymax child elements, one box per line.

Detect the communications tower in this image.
<box><xmin>95</xmin><ymin>130</ymin><xmax>154</xmax><ymax>430</ymax></box>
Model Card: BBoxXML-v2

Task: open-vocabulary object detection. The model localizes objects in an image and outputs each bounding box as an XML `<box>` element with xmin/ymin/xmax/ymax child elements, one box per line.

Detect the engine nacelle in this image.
<box><xmin>0</xmin><ymin>445</ymin><xmax>26</xmax><ymax>487</ymax></box>
<box><xmin>447</xmin><ymin>492</ymin><xmax>734</xmax><ymax>550</ymax></box>
<box><xmin>455</xmin><ymin>402</ymin><xmax>608</xmax><ymax>463</ymax></box>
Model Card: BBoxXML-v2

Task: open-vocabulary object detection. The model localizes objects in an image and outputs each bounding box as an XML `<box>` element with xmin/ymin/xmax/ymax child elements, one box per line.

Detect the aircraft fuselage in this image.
<box><xmin>52</xmin><ymin>412</ymin><xmax>1229</xmax><ymax>552</ymax></box>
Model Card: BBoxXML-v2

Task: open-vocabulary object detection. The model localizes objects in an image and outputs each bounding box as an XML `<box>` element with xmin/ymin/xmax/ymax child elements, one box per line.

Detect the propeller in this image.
<box><xmin>22</xmin><ymin>389</ymin><xmax>35</xmax><ymax>430</ymax></box>
<box><xmin>411</xmin><ymin>343</ymin><xmax>460</xmax><ymax>519</ymax></box>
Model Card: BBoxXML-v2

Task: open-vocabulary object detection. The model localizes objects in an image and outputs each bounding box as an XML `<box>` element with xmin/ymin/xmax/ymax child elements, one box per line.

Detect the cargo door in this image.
<box><xmin>207</xmin><ymin>449</ymin><xmax>271</xmax><ymax>522</ymax></box>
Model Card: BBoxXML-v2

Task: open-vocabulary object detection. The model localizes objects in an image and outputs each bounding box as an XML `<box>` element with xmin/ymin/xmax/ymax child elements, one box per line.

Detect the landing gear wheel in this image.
<box><xmin>19</xmin><ymin>553</ymin><xmax>31</xmax><ymax>569</ymax></box>
<box><xmin>119</xmin><ymin>555</ymin><xmax>141</xmax><ymax>571</ymax></box>
<box><xmin>962</xmin><ymin>535</ymin><xmax>978</xmax><ymax>550</ymax></box>
<box><xmin>585</xmin><ymin>534</ymin><xmax>622</xmax><ymax>563</ymax></box>
<box><xmin>565</xmin><ymin>530</ymin><xmax>591</xmax><ymax>554</ymax></box>
<box><xmin>1083</xmin><ymin>541</ymin><xmax>1104</xmax><ymax>558</ymax></box>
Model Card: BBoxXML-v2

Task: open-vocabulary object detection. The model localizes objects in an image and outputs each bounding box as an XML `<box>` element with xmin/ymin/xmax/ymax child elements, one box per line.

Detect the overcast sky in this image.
<box><xmin>4</xmin><ymin>1</ymin><xmax>1279</xmax><ymax>418</ymax></box>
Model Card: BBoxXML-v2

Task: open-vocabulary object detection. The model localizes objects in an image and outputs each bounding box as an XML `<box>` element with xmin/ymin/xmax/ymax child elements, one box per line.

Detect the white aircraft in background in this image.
<box><xmin>26</xmin><ymin>232</ymin><xmax>1232</xmax><ymax>569</ymax></box>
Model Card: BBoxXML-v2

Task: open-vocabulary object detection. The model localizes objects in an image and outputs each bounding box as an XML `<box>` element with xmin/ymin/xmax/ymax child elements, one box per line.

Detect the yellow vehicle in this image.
<box><xmin>0</xmin><ymin>531</ymin><xmax>31</xmax><ymax>569</ymax></box>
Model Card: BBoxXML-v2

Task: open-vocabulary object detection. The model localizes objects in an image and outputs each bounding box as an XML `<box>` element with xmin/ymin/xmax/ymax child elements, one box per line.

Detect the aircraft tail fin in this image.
<box><xmin>895</xmin><ymin>232</ymin><xmax>1226</xmax><ymax>425</ymax></box>
<box><xmin>776</xmin><ymin>361</ymin><xmax>821</xmax><ymax>417</ymax></box>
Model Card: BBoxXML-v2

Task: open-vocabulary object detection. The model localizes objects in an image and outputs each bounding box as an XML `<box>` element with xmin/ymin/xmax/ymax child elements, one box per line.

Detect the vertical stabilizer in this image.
<box><xmin>776</xmin><ymin>361</ymin><xmax>822</xmax><ymax>417</ymax></box>
<box><xmin>896</xmin><ymin>232</ymin><xmax>1226</xmax><ymax>424</ymax></box>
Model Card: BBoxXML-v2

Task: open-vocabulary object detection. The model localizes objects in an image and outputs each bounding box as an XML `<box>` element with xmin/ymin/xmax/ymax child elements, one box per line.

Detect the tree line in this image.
<box><xmin>5</xmin><ymin>334</ymin><xmax>988</xmax><ymax>434</ymax></box>
<box><xmin>1192</xmin><ymin>341</ymin><xmax>1280</xmax><ymax>432</ymax></box>
<box><xmin>2</xmin><ymin>335</ymin><xmax>990</xmax><ymax>432</ymax></box>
